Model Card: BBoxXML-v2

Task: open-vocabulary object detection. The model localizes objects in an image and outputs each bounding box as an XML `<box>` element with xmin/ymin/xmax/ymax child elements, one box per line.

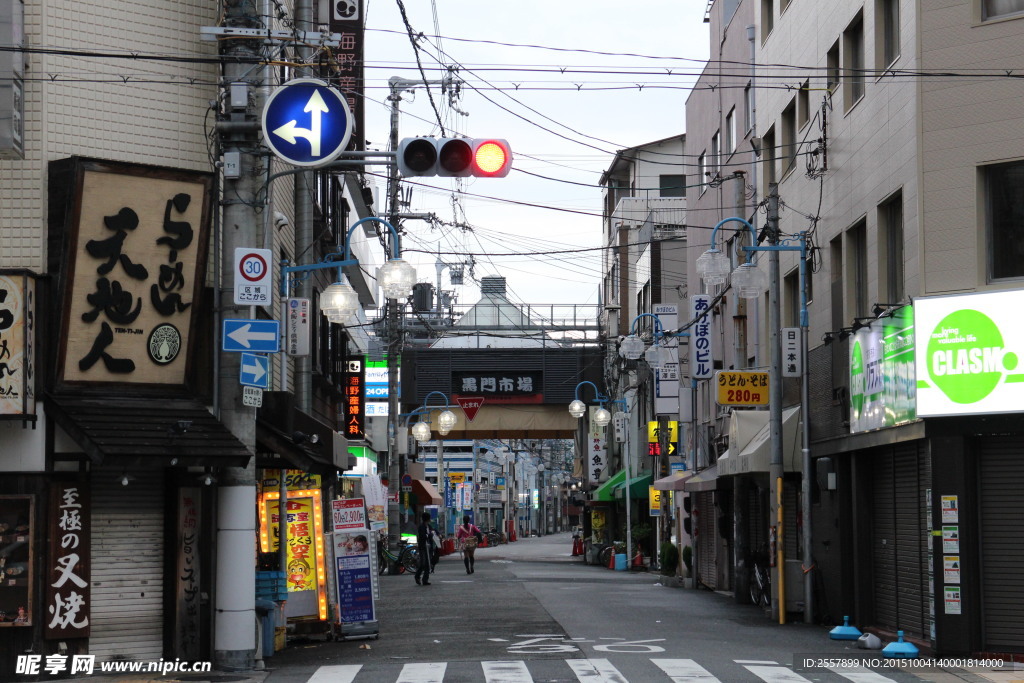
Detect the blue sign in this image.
<box><xmin>240</xmin><ymin>353</ymin><xmax>270</xmax><ymax>389</ymax></box>
<box><xmin>222</xmin><ymin>319</ymin><xmax>280</xmax><ymax>353</ymax></box>
<box><xmin>335</xmin><ymin>533</ymin><xmax>375</xmax><ymax>624</ymax></box>
<box><xmin>262</xmin><ymin>78</ymin><xmax>353</xmax><ymax>167</ymax></box>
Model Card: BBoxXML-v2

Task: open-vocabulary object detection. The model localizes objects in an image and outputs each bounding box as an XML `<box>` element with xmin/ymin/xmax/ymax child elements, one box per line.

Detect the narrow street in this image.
<box><xmin>248</xmin><ymin>533</ymin><xmax>996</xmax><ymax>683</ymax></box>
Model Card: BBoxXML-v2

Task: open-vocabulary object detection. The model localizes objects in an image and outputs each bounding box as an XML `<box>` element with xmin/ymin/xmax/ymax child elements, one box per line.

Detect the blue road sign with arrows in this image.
<box><xmin>223</xmin><ymin>319</ymin><xmax>281</xmax><ymax>353</ymax></box>
<box><xmin>240</xmin><ymin>353</ymin><xmax>270</xmax><ymax>389</ymax></box>
<box><xmin>262</xmin><ymin>78</ymin><xmax>353</xmax><ymax>167</ymax></box>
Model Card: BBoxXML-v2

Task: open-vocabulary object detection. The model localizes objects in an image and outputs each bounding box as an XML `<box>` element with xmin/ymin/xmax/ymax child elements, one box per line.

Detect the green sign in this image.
<box><xmin>915</xmin><ymin>290</ymin><xmax>1024</xmax><ymax>416</ymax></box>
<box><xmin>849</xmin><ymin>306</ymin><xmax>916</xmax><ymax>432</ymax></box>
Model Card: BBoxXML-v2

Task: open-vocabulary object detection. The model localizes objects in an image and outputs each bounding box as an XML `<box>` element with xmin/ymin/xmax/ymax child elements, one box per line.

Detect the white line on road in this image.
<box><xmin>736</xmin><ymin>660</ymin><xmax>779</xmax><ymax>664</ymax></box>
<box><xmin>482</xmin><ymin>660</ymin><xmax>534</xmax><ymax>683</ymax></box>
<box><xmin>567</xmin><ymin>658</ymin><xmax>629</xmax><ymax>683</ymax></box>
<box><xmin>306</xmin><ymin>664</ymin><xmax>361</xmax><ymax>683</ymax></box>
<box><xmin>829</xmin><ymin>666</ymin><xmax>898</xmax><ymax>682</ymax></box>
<box><xmin>651</xmin><ymin>658</ymin><xmax>721</xmax><ymax>681</ymax></box>
<box><xmin>396</xmin><ymin>661</ymin><xmax>446</xmax><ymax>683</ymax></box>
<box><xmin>745</xmin><ymin>664</ymin><xmax>813</xmax><ymax>682</ymax></box>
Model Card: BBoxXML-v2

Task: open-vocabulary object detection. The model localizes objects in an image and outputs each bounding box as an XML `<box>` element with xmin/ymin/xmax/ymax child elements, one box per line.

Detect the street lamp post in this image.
<box><xmin>696</xmin><ymin>202</ymin><xmax>812</xmax><ymax>624</ymax></box>
<box><xmin>406</xmin><ymin>390</ymin><xmax>458</xmax><ymax>533</ymax></box>
<box><xmin>568</xmin><ymin>381</ymin><xmax>621</xmax><ymax>558</ymax></box>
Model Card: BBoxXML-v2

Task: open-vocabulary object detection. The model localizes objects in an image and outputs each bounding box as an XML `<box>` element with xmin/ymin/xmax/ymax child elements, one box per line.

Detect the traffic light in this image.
<box><xmin>397</xmin><ymin>137</ymin><xmax>512</xmax><ymax>178</ymax></box>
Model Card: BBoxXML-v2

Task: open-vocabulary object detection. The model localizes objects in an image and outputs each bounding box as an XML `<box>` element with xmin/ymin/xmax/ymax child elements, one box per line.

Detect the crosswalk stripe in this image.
<box><xmin>482</xmin><ymin>660</ymin><xmax>533</xmax><ymax>683</ymax></box>
<box><xmin>306</xmin><ymin>664</ymin><xmax>361</xmax><ymax>683</ymax></box>
<box><xmin>396</xmin><ymin>662</ymin><xmax>446</xmax><ymax>683</ymax></box>
<box><xmin>650</xmin><ymin>658</ymin><xmax>720</xmax><ymax>681</ymax></box>
<box><xmin>829</xmin><ymin>666</ymin><xmax>898</xmax><ymax>682</ymax></box>
<box><xmin>566</xmin><ymin>658</ymin><xmax>629</xmax><ymax>683</ymax></box>
<box><xmin>744</xmin><ymin>664</ymin><xmax>813</xmax><ymax>682</ymax></box>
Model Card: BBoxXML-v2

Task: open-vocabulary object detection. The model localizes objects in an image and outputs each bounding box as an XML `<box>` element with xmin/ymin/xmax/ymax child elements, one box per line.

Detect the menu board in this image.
<box><xmin>333</xmin><ymin>531</ymin><xmax>374</xmax><ymax>624</ymax></box>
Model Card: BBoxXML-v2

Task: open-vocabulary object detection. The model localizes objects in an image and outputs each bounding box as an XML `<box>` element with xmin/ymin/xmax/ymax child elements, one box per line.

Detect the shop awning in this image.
<box><xmin>46</xmin><ymin>393</ymin><xmax>252</xmax><ymax>468</ymax></box>
<box><xmin>682</xmin><ymin>464</ymin><xmax>719</xmax><ymax>492</ymax></box>
<box><xmin>652</xmin><ymin>471</ymin><xmax>693</xmax><ymax>491</ymax></box>
<box><xmin>411</xmin><ymin>479</ymin><xmax>442</xmax><ymax>505</ymax></box>
<box><xmin>614</xmin><ymin>474</ymin><xmax>653</xmax><ymax>499</ymax></box>
<box><xmin>592</xmin><ymin>469</ymin><xmax>628</xmax><ymax>502</ymax></box>
<box><xmin>718</xmin><ymin>406</ymin><xmax>802</xmax><ymax>477</ymax></box>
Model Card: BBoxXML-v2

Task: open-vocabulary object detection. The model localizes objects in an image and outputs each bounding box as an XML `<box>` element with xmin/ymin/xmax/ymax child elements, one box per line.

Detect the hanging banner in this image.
<box><xmin>46</xmin><ymin>484</ymin><xmax>88</xmax><ymax>639</ymax></box>
<box><xmin>690</xmin><ymin>295</ymin><xmax>713</xmax><ymax>379</ymax></box>
<box><xmin>587</xmin><ymin>406</ymin><xmax>607</xmax><ymax>486</ymax></box>
<box><xmin>0</xmin><ymin>271</ymin><xmax>36</xmax><ymax>419</ymax></box>
<box><xmin>362</xmin><ymin>474</ymin><xmax>387</xmax><ymax>531</ymax></box>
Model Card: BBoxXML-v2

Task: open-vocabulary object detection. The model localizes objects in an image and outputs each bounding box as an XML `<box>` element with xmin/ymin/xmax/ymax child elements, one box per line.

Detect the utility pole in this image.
<box><xmin>293</xmin><ymin>0</ymin><xmax>313</xmax><ymax>415</ymax></box>
<box><xmin>766</xmin><ymin>183</ymin><xmax>785</xmax><ymax>624</ymax></box>
<box><xmin>214</xmin><ymin>0</ymin><xmax>261</xmax><ymax>670</ymax></box>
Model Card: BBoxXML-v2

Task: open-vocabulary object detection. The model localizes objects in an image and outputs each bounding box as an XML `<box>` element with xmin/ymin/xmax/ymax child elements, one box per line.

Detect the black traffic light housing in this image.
<box><xmin>397</xmin><ymin>137</ymin><xmax>512</xmax><ymax>178</ymax></box>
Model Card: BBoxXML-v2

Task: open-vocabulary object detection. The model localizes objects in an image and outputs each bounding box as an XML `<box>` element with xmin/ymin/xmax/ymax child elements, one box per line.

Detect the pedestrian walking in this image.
<box><xmin>415</xmin><ymin>512</ymin><xmax>433</xmax><ymax>586</ymax></box>
<box><xmin>455</xmin><ymin>515</ymin><xmax>483</xmax><ymax>574</ymax></box>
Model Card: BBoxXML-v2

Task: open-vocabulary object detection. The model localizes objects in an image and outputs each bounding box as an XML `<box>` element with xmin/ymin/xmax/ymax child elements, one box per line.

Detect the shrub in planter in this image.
<box><xmin>682</xmin><ymin>545</ymin><xmax>693</xmax><ymax>575</ymax></box>
<box><xmin>659</xmin><ymin>542</ymin><xmax>679</xmax><ymax>576</ymax></box>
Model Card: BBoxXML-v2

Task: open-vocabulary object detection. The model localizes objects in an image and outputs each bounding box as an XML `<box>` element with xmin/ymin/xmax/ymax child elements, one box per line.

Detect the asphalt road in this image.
<box><xmin>254</xmin><ymin>532</ymin><xmax>997</xmax><ymax>683</ymax></box>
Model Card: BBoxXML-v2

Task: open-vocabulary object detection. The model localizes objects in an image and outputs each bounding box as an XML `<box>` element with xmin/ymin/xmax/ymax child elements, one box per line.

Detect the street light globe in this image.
<box><xmin>411</xmin><ymin>421</ymin><xmax>431</xmax><ymax>442</ymax></box>
<box><xmin>593</xmin><ymin>407</ymin><xmax>612</xmax><ymax>427</ymax></box>
<box><xmin>618</xmin><ymin>334</ymin><xmax>646</xmax><ymax>360</ymax></box>
<box><xmin>320</xmin><ymin>281</ymin><xmax>359</xmax><ymax>323</ymax></box>
<box><xmin>437</xmin><ymin>409</ymin><xmax>457</xmax><ymax>434</ymax></box>
<box><xmin>696</xmin><ymin>247</ymin><xmax>732</xmax><ymax>286</ymax></box>
<box><xmin>644</xmin><ymin>343</ymin><xmax>674</xmax><ymax>370</ymax></box>
<box><xmin>568</xmin><ymin>399</ymin><xmax>587</xmax><ymax>418</ymax></box>
<box><xmin>731</xmin><ymin>261</ymin><xmax>768</xmax><ymax>299</ymax></box>
<box><xmin>377</xmin><ymin>258</ymin><xmax>417</xmax><ymax>299</ymax></box>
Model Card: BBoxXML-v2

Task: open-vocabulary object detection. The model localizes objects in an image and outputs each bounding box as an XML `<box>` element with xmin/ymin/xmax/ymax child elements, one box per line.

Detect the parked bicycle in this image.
<box><xmin>749</xmin><ymin>546</ymin><xmax>771</xmax><ymax>609</ymax></box>
<box><xmin>376</xmin><ymin>533</ymin><xmax>419</xmax><ymax>575</ymax></box>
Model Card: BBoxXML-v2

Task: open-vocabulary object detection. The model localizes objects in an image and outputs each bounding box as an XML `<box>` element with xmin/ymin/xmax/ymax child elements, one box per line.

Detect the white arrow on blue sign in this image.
<box><xmin>262</xmin><ymin>78</ymin><xmax>353</xmax><ymax>167</ymax></box>
<box><xmin>240</xmin><ymin>352</ymin><xmax>270</xmax><ymax>389</ymax></box>
<box><xmin>222</xmin><ymin>319</ymin><xmax>281</xmax><ymax>353</ymax></box>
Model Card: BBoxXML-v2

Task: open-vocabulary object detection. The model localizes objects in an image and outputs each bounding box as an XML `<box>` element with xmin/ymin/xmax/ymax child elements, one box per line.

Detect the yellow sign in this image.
<box><xmin>649</xmin><ymin>487</ymin><xmax>662</xmax><ymax>517</ymax></box>
<box><xmin>258</xmin><ymin>489</ymin><xmax>329</xmax><ymax>620</ymax></box>
<box><xmin>715</xmin><ymin>370</ymin><xmax>770</xmax><ymax>405</ymax></box>
<box><xmin>647</xmin><ymin>421</ymin><xmax>679</xmax><ymax>443</ymax></box>
<box><xmin>261</xmin><ymin>469</ymin><xmax>322</xmax><ymax>492</ymax></box>
<box><xmin>448</xmin><ymin>473</ymin><xmax>466</xmax><ymax>484</ymax></box>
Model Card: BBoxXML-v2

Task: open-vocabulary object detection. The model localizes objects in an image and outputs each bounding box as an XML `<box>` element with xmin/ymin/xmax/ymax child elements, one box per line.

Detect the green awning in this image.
<box><xmin>614</xmin><ymin>474</ymin><xmax>653</xmax><ymax>499</ymax></box>
<box><xmin>592</xmin><ymin>470</ymin><xmax>628</xmax><ymax>502</ymax></box>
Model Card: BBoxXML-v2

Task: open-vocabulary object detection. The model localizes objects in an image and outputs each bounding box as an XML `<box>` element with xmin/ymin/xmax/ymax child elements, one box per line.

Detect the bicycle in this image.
<box><xmin>749</xmin><ymin>548</ymin><xmax>771</xmax><ymax>609</ymax></box>
<box><xmin>376</xmin><ymin>534</ymin><xmax>418</xmax><ymax>576</ymax></box>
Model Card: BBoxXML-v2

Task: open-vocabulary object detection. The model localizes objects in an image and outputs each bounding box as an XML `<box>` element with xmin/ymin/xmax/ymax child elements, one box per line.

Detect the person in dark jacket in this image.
<box><xmin>415</xmin><ymin>512</ymin><xmax>433</xmax><ymax>586</ymax></box>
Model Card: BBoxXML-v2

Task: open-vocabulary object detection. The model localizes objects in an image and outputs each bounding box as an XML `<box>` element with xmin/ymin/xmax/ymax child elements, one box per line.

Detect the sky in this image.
<box><xmin>358</xmin><ymin>1</ymin><xmax>712</xmax><ymax>310</ymax></box>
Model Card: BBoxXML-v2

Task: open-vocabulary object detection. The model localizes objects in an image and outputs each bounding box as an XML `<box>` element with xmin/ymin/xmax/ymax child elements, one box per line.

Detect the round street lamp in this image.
<box><xmin>695</xmin><ymin>247</ymin><xmax>732</xmax><ymax>286</ymax></box>
<box><xmin>437</xmin><ymin>409</ymin><xmax>457</xmax><ymax>435</ymax></box>
<box><xmin>618</xmin><ymin>334</ymin><xmax>646</xmax><ymax>360</ymax></box>
<box><xmin>731</xmin><ymin>261</ymin><xmax>768</xmax><ymax>299</ymax></box>
<box><xmin>377</xmin><ymin>258</ymin><xmax>417</xmax><ymax>299</ymax></box>
<box><xmin>411</xmin><ymin>421</ymin><xmax>431</xmax><ymax>442</ymax></box>
<box><xmin>320</xmin><ymin>281</ymin><xmax>360</xmax><ymax>323</ymax></box>
<box><xmin>593</xmin><ymin>407</ymin><xmax>612</xmax><ymax>427</ymax></box>
<box><xmin>644</xmin><ymin>343</ymin><xmax>674</xmax><ymax>370</ymax></box>
<box><xmin>568</xmin><ymin>399</ymin><xmax>587</xmax><ymax>418</ymax></box>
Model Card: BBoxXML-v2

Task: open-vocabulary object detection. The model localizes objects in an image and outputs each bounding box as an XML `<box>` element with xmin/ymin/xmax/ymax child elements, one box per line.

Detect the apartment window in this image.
<box><xmin>781</xmin><ymin>99</ymin><xmax>797</xmax><ymax>176</ymax></box>
<box><xmin>879</xmin><ymin>191</ymin><xmax>905</xmax><ymax>302</ymax></box>
<box><xmin>762</xmin><ymin>127</ymin><xmax>776</xmax><ymax>188</ymax></box>
<box><xmin>843</xmin><ymin>12</ymin><xmax>866</xmax><ymax>109</ymax></box>
<box><xmin>798</xmin><ymin>81</ymin><xmax>810</xmax><ymax>128</ymax></box>
<box><xmin>829</xmin><ymin>234</ymin><xmax>844</xmax><ymax>333</ymax></box>
<box><xmin>877</xmin><ymin>0</ymin><xmax>901</xmax><ymax>67</ymax></box>
<box><xmin>986</xmin><ymin>159</ymin><xmax>1024</xmax><ymax>280</ymax></box>
<box><xmin>827</xmin><ymin>41</ymin><xmax>841</xmax><ymax>92</ymax></box>
<box><xmin>698</xmin><ymin>151</ymin><xmax>707</xmax><ymax>195</ymax></box>
<box><xmin>744</xmin><ymin>82</ymin><xmax>754</xmax><ymax>133</ymax></box>
<box><xmin>711</xmin><ymin>131</ymin><xmax>720</xmax><ymax>172</ymax></box>
<box><xmin>983</xmin><ymin>0</ymin><xmax>1024</xmax><ymax>20</ymax></box>
<box><xmin>761</xmin><ymin>0</ymin><xmax>774</xmax><ymax>42</ymax></box>
<box><xmin>725</xmin><ymin>107</ymin><xmax>736</xmax><ymax>154</ymax></box>
<box><xmin>723</xmin><ymin>0</ymin><xmax>740</xmax><ymax>23</ymax></box>
<box><xmin>848</xmin><ymin>220</ymin><xmax>868</xmax><ymax>318</ymax></box>
<box><xmin>659</xmin><ymin>174</ymin><xmax>686</xmax><ymax>198</ymax></box>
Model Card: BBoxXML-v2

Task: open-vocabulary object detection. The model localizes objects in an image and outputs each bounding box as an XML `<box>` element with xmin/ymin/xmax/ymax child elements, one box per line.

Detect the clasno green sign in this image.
<box><xmin>915</xmin><ymin>290</ymin><xmax>1024</xmax><ymax>416</ymax></box>
<box><xmin>849</xmin><ymin>305</ymin><xmax>916</xmax><ymax>432</ymax></box>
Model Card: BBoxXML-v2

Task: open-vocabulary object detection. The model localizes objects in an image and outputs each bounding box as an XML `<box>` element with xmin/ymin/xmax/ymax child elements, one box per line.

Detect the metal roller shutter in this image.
<box><xmin>696</xmin><ymin>491</ymin><xmax>716</xmax><ymax>589</ymax></box>
<box><xmin>871</xmin><ymin>451</ymin><xmax>897</xmax><ymax>628</ymax></box>
<box><xmin>89</xmin><ymin>466</ymin><xmax>165</xmax><ymax>661</ymax></box>
<box><xmin>979</xmin><ymin>437</ymin><xmax>1024</xmax><ymax>652</ymax></box>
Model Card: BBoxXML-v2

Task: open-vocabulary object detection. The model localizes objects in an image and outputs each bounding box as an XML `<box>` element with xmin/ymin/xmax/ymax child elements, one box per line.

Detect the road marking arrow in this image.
<box><xmin>242</xmin><ymin>358</ymin><xmax>267</xmax><ymax>382</ymax></box>
<box><xmin>228</xmin><ymin>323</ymin><xmax>278</xmax><ymax>349</ymax></box>
<box><xmin>272</xmin><ymin>90</ymin><xmax>328</xmax><ymax>157</ymax></box>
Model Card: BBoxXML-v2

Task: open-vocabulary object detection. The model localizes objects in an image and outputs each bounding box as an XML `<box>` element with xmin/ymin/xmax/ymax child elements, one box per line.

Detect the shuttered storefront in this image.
<box><xmin>90</xmin><ymin>466</ymin><xmax>165</xmax><ymax>661</ymax></box>
<box><xmin>870</xmin><ymin>443</ymin><xmax>930</xmax><ymax>638</ymax></box>
<box><xmin>978</xmin><ymin>436</ymin><xmax>1024</xmax><ymax>653</ymax></box>
<box><xmin>696</xmin><ymin>490</ymin><xmax>716</xmax><ymax>589</ymax></box>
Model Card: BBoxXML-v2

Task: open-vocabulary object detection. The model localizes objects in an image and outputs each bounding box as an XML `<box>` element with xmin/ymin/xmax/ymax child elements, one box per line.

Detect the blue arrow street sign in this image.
<box><xmin>240</xmin><ymin>353</ymin><xmax>270</xmax><ymax>389</ymax></box>
<box><xmin>222</xmin><ymin>319</ymin><xmax>281</xmax><ymax>353</ymax></box>
<box><xmin>262</xmin><ymin>78</ymin><xmax>353</xmax><ymax>167</ymax></box>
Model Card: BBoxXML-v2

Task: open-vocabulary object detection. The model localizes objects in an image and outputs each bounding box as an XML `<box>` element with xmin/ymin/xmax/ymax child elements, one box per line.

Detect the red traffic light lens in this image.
<box><xmin>474</xmin><ymin>141</ymin><xmax>509</xmax><ymax>175</ymax></box>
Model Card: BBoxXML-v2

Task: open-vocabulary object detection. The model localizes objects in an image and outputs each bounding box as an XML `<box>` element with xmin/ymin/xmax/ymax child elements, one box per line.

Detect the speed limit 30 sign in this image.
<box><xmin>234</xmin><ymin>247</ymin><xmax>273</xmax><ymax>306</ymax></box>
